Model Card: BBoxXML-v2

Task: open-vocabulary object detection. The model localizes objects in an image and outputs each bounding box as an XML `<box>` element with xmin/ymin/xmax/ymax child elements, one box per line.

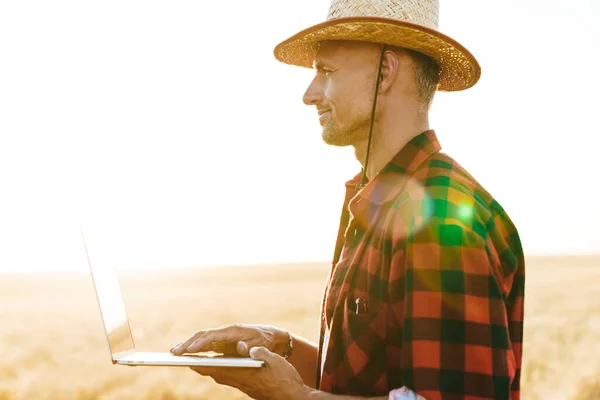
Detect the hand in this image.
<box><xmin>170</xmin><ymin>324</ymin><xmax>288</xmax><ymax>357</ymax></box>
<box><xmin>190</xmin><ymin>346</ymin><xmax>310</xmax><ymax>400</ymax></box>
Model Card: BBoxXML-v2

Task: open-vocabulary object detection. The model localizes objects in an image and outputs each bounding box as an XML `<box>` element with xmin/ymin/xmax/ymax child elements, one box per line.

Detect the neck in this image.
<box><xmin>354</xmin><ymin>109</ymin><xmax>430</xmax><ymax>181</ymax></box>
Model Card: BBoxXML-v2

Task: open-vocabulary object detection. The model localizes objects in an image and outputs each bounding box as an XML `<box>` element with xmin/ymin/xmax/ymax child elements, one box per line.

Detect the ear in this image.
<box><xmin>378</xmin><ymin>48</ymin><xmax>399</xmax><ymax>94</ymax></box>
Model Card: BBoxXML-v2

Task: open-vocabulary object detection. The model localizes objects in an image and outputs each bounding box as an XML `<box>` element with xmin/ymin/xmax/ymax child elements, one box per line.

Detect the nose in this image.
<box><xmin>302</xmin><ymin>76</ymin><xmax>323</xmax><ymax>106</ymax></box>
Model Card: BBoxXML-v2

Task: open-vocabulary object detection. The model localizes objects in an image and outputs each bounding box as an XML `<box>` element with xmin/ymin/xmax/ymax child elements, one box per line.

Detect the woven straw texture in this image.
<box><xmin>327</xmin><ymin>0</ymin><xmax>439</xmax><ymax>30</ymax></box>
<box><xmin>273</xmin><ymin>0</ymin><xmax>480</xmax><ymax>92</ymax></box>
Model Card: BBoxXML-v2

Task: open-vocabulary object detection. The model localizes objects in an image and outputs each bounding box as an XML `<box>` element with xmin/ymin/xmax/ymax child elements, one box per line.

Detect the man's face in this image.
<box><xmin>303</xmin><ymin>41</ymin><xmax>382</xmax><ymax>147</ymax></box>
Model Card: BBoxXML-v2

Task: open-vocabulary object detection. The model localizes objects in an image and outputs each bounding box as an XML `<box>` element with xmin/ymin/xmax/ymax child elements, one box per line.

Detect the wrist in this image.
<box><xmin>282</xmin><ymin>329</ymin><xmax>293</xmax><ymax>359</ymax></box>
<box><xmin>272</xmin><ymin>326</ymin><xmax>292</xmax><ymax>357</ymax></box>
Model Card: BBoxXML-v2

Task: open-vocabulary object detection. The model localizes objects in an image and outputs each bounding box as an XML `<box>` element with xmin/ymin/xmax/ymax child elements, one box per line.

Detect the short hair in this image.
<box><xmin>389</xmin><ymin>46</ymin><xmax>440</xmax><ymax>111</ymax></box>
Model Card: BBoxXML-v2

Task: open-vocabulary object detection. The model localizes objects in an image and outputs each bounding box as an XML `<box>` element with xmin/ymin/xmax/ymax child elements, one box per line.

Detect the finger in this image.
<box><xmin>171</xmin><ymin>331</ymin><xmax>208</xmax><ymax>355</ymax></box>
<box><xmin>249</xmin><ymin>346</ymin><xmax>280</xmax><ymax>368</ymax></box>
<box><xmin>190</xmin><ymin>366</ymin><xmax>255</xmax><ymax>387</ymax></box>
<box><xmin>186</xmin><ymin>328</ymin><xmax>245</xmax><ymax>354</ymax></box>
<box><xmin>189</xmin><ymin>367</ymin><xmax>229</xmax><ymax>384</ymax></box>
<box><xmin>169</xmin><ymin>340</ymin><xmax>188</xmax><ymax>353</ymax></box>
<box><xmin>236</xmin><ymin>341</ymin><xmax>250</xmax><ymax>356</ymax></box>
<box><xmin>172</xmin><ymin>326</ymin><xmax>238</xmax><ymax>355</ymax></box>
<box><xmin>211</xmin><ymin>341</ymin><xmax>239</xmax><ymax>355</ymax></box>
<box><xmin>189</xmin><ymin>366</ymin><xmax>222</xmax><ymax>376</ymax></box>
<box><xmin>236</xmin><ymin>335</ymin><xmax>270</xmax><ymax>357</ymax></box>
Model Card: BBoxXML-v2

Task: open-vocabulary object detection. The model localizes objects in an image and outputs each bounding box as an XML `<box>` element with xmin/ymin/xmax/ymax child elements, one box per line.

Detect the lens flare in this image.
<box><xmin>459</xmin><ymin>202</ymin><xmax>474</xmax><ymax>218</ymax></box>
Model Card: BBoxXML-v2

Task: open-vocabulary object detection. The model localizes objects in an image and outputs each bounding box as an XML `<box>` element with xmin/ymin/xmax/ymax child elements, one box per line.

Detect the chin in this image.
<box><xmin>322</xmin><ymin>131</ymin><xmax>352</xmax><ymax>147</ymax></box>
<box><xmin>322</xmin><ymin>123</ymin><xmax>360</xmax><ymax>147</ymax></box>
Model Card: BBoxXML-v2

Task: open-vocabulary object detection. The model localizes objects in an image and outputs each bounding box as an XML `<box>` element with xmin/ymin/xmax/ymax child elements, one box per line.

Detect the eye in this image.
<box><xmin>315</xmin><ymin>65</ymin><xmax>335</xmax><ymax>77</ymax></box>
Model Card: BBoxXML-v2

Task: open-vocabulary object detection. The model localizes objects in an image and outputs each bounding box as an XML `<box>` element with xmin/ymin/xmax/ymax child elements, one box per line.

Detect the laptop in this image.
<box><xmin>81</xmin><ymin>228</ymin><xmax>264</xmax><ymax>368</ymax></box>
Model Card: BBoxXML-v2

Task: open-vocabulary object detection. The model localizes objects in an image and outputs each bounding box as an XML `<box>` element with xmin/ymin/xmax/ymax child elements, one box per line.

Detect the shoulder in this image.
<box><xmin>390</xmin><ymin>152</ymin><xmax>519</xmax><ymax>249</ymax></box>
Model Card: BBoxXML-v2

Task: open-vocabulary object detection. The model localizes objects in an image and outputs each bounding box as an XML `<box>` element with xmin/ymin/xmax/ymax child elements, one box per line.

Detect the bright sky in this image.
<box><xmin>0</xmin><ymin>0</ymin><xmax>598</xmax><ymax>273</ymax></box>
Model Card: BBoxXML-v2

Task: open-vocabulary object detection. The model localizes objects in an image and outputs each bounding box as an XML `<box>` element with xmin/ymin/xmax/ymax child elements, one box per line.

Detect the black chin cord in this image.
<box><xmin>358</xmin><ymin>44</ymin><xmax>388</xmax><ymax>190</ymax></box>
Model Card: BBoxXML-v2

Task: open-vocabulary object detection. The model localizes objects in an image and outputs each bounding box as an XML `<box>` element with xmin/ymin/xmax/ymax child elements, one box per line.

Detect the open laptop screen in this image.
<box><xmin>82</xmin><ymin>228</ymin><xmax>135</xmax><ymax>357</ymax></box>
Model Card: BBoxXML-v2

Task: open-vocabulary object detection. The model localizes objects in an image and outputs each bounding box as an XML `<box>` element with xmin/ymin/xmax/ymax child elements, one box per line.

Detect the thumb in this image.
<box><xmin>249</xmin><ymin>346</ymin><xmax>280</xmax><ymax>367</ymax></box>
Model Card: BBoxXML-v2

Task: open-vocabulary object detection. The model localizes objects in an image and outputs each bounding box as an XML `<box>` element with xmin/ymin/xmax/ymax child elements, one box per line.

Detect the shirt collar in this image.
<box><xmin>345</xmin><ymin>130</ymin><xmax>442</xmax><ymax>206</ymax></box>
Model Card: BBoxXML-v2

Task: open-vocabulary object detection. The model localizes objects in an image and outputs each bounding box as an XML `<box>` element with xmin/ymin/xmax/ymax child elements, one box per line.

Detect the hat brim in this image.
<box><xmin>273</xmin><ymin>16</ymin><xmax>481</xmax><ymax>92</ymax></box>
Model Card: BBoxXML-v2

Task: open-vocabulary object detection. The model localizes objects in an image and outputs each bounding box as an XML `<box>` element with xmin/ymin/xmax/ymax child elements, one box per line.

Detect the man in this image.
<box><xmin>171</xmin><ymin>1</ymin><xmax>525</xmax><ymax>399</ymax></box>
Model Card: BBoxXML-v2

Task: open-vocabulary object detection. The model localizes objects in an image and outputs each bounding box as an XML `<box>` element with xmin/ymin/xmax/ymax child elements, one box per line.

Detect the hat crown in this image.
<box><xmin>327</xmin><ymin>0</ymin><xmax>439</xmax><ymax>30</ymax></box>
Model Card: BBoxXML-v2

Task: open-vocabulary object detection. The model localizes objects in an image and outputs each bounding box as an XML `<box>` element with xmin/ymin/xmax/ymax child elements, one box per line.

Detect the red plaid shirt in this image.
<box><xmin>316</xmin><ymin>130</ymin><xmax>525</xmax><ymax>400</ymax></box>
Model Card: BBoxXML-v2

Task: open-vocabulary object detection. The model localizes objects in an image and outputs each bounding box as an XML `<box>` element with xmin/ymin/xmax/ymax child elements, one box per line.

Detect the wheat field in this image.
<box><xmin>0</xmin><ymin>255</ymin><xmax>599</xmax><ymax>400</ymax></box>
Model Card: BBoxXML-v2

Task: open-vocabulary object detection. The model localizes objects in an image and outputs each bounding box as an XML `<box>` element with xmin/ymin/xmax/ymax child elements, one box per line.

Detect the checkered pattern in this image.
<box><xmin>316</xmin><ymin>130</ymin><xmax>525</xmax><ymax>399</ymax></box>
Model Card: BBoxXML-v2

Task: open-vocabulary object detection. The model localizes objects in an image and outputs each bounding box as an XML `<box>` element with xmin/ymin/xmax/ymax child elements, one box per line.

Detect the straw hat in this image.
<box><xmin>273</xmin><ymin>0</ymin><xmax>481</xmax><ymax>91</ymax></box>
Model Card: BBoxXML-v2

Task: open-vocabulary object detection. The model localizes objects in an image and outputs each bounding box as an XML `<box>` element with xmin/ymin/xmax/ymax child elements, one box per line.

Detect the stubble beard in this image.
<box><xmin>321</xmin><ymin>111</ymin><xmax>371</xmax><ymax>147</ymax></box>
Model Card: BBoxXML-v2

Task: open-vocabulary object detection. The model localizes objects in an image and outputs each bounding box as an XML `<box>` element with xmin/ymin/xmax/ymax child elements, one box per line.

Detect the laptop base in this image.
<box><xmin>113</xmin><ymin>351</ymin><xmax>264</xmax><ymax>368</ymax></box>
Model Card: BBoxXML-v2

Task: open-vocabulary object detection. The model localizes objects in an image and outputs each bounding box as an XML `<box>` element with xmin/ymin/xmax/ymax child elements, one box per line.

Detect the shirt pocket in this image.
<box><xmin>338</xmin><ymin>294</ymin><xmax>388</xmax><ymax>396</ymax></box>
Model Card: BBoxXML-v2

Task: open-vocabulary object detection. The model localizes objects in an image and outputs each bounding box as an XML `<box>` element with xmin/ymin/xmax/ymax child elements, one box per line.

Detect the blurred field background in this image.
<box><xmin>1</xmin><ymin>255</ymin><xmax>599</xmax><ymax>400</ymax></box>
